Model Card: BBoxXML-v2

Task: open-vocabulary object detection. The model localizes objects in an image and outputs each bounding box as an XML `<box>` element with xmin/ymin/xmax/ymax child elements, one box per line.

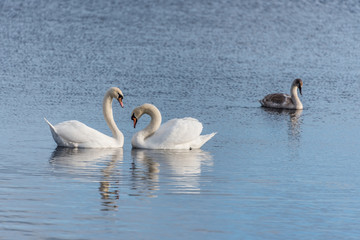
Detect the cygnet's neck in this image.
<box><xmin>103</xmin><ymin>92</ymin><xmax>123</xmax><ymax>142</ymax></box>
<box><xmin>290</xmin><ymin>85</ymin><xmax>303</xmax><ymax>110</ymax></box>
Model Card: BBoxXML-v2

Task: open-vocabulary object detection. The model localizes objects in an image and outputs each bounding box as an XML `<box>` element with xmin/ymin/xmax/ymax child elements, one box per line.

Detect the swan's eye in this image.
<box><xmin>131</xmin><ymin>113</ymin><xmax>136</xmax><ymax>120</ymax></box>
<box><xmin>118</xmin><ymin>93</ymin><xmax>123</xmax><ymax>99</ymax></box>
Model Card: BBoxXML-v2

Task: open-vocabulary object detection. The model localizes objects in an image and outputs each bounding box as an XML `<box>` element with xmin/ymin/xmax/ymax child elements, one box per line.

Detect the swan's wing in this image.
<box><xmin>149</xmin><ymin>118</ymin><xmax>203</xmax><ymax>145</ymax></box>
<box><xmin>54</xmin><ymin>120</ymin><xmax>107</xmax><ymax>143</ymax></box>
<box><xmin>260</xmin><ymin>93</ymin><xmax>293</xmax><ymax>108</ymax></box>
<box><xmin>261</xmin><ymin>93</ymin><xmax>289</xmax><ymax>104</ymax></box>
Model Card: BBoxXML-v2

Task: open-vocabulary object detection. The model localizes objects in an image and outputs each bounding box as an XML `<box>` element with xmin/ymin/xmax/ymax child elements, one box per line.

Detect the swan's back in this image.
<box><xmin>154</xmin><ymin>118</ymin><xmax>203</xmax><ymax>145</ymax></box>
<box><xmin>260</xmin><ymin>93</ymin><xmax>294</xmax><ymax>109</ymax></box>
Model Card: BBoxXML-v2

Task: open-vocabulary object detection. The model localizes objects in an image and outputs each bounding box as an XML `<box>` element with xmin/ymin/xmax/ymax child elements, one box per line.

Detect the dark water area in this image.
<box><xmin>1</xmin><ymin>0</ymin><xmax>360</xmax><ymax>239</ymax></box>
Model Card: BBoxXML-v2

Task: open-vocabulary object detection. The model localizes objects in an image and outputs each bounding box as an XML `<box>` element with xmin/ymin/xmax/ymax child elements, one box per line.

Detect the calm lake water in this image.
<box><xmin>1</xmin><ymin>0</ymin><xmax>360</xmax><ymax>239</ymax></box>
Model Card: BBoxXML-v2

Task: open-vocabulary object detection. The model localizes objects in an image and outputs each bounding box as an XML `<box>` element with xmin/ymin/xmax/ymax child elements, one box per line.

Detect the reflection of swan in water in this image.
<box><xmin>49</xmin><ymin>147</ymin><xmax>123</xmax><ymax>210</ymax></box>
<box><xmin>130</xmin><ymin>149</ymin><xmax>213</xmax><ymax>197</ymax></box>
<box><xmin>288</xmin><ymin>109</ymin><xmax>303</xmax><ymax>137</ymax></box>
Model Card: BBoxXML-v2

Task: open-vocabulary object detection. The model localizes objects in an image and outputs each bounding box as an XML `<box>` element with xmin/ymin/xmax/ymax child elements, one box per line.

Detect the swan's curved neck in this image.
<box><xmin>290</xmin><ymin>85</ymin><xmax>303</xmax><ymax>109</ymax></box>
<box><xmin>103</xmin><ymin>93</ymin><xmax>123</xmax><ymax>143</ymax></box>
<box><xmin>141</xmin><ymin>105</ymin><xmax>162</xmax><ymax>139</ymax></box>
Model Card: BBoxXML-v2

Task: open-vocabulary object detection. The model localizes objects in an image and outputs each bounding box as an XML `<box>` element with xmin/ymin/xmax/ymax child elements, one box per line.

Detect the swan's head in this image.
<box><xmin>293</xmin><ymin>79</ymin><xmax>303</xmax><ymax>95</ymax></box>
<box><xmin>109</xmin><ymin>87</ymin><xmax>124</xmax><ymax>108</ymax></box>
<box><xmin>131</xmin><ymin>107</ymin><xmax>144</xmax><ymax>128</ymax></box>
<box><xmin>131</xmin><ymin>103</ymin><xmax>158</xmax><ymax>128</ymax></box>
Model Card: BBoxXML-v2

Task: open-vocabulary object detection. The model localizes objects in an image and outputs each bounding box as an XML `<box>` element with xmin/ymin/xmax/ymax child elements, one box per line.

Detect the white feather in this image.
<box><xmin>131</xmin><ymin>104</ymin><xmax>216</xmax><ymax>150</ymax></box>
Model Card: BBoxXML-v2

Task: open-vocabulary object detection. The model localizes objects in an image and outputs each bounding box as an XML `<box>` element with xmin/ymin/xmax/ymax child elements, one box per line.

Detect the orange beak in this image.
<box><xmin>133</xmin><ymin>117</ymin><xmax>137</xmax><ymax>128</ymax></box>
<box><xmin>118</xmin><ymin>98</ymin><xmax>124</xmax><ymax>108</ymax></box>
<box><xmin>131</xmin><ymin>113</ymin><xmax>137</xmax><ymax>128</ymax></box>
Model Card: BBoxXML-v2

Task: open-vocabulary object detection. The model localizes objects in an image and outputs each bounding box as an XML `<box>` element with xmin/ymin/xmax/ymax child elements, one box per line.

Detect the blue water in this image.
<box><xmin>1</xmin><ymin>0</ymin><xmax>360</xmax><ymax>239</ymax></box>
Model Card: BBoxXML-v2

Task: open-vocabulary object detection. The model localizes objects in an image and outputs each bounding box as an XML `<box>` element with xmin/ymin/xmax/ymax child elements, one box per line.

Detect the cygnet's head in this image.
<box><xmin>293</xmin><ymin>79</ymin><xmax>303</xmax><ymax>95</ymax></box>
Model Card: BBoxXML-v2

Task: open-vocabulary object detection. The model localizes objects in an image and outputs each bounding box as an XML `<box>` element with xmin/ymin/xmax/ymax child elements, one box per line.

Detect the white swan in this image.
<box><xmin>130</xmin><ymin>103</ymin><xmax>216</xmax><ymax>150</ymax></box>
<box><xmin>259</xmin><ymin>78</ymin><xmax>303</xmax><ymax>110</ymax></box>
<box><xmin>45</xmin><ymin>87</ymin><xmax>124</xmax><ymax>148</ymax></box>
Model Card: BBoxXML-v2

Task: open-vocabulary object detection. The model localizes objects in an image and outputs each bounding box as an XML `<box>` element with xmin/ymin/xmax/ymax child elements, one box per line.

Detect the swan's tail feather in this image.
<box><xmin>44</xmin><ymin>117</ymin><xmax>58</xmax><ymax>136</ymax></box>
<box><xmin>44</xmin><ymin>118</ymin><xmax>65</xmax><ymax>147</ymax></box>
<box><xmin>259</xmin><ymin>99</ymin><xmax>265</xmax><ymax>107</ymax></box>
<box><xmin>201</xmin><ymin>132</ymin><xmax>217</xmax><ymax>143</ymax></box>
<box><xmin>44</xmin><ymin>118</ymin><xmax>55</xmax><ymax>129</ymax></box>
<box><xmin>191</xmin><ymin>132</ymin><xmax>217</xmax><ymax>149</ymax></box>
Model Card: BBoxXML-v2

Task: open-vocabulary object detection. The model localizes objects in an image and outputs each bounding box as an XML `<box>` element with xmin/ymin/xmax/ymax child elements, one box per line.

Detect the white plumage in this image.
<box><xmin>131</xmin><ymin>104</ymin><xmax>216</xmax><ymax>150</ymax></box>
<box><xmin>45</xmin><ymin>87</ymin><xmax>124</xmax><ymax>148</ymax></box>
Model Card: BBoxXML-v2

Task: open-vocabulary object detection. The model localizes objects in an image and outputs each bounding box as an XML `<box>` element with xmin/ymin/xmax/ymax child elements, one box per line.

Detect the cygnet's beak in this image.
<box><xmin>131</xmin><ymin>114</ymin><xmax>137</xmax><ymax>128</ymax></box>
<box><xmin>298</xmin><ymin>85</ymin><xmax>302</xmax><ymax>95</ymax></box>
<box><xmin>118</xmin><ymin>98</ymin><xmax>124</xmax><ymax>108</ymax></box>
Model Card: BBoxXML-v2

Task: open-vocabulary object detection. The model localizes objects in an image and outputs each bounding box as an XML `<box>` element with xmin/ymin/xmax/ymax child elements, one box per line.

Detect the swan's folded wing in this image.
<box><xmin>150</xmin><ymin>118</ymin><xmax>203</xmax><ymax>145</ymax></box>
<box><xmin>54</xmin><ymin>120</ymin><xmax>104</xmax><ymax>143</ymax></box>
<box><xmin>261</xmin><ymin>93</ymin><xmax>293</xmax><ymax>107</ymax></box>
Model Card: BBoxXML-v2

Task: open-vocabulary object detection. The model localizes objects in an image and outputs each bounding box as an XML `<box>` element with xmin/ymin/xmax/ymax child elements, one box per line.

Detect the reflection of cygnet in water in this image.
<box><xmin>262</xmin><ymin>107</ymin><xmax>303</xmax><ymax>119</ymax></box>
<box><xmin>289</xmin><ymin>109</ymin><xmax>303</xmax><ymax>128</ymax></box>
<box><xmin>262</xmin><ymin>108</ymin><xmax>303</xmax><ymax>137</ymax></box>
<box><xmin>131</xmin><ymin>149</ymin><xmax>213</xmax><ymax>195</ymax></box>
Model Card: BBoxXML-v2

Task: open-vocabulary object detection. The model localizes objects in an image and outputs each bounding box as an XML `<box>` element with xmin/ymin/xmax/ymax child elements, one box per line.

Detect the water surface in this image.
<box><xmin>1</xmin><ymin>0</ymin><xmax>360</xmax><ymax>239</ymax></box>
